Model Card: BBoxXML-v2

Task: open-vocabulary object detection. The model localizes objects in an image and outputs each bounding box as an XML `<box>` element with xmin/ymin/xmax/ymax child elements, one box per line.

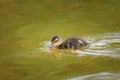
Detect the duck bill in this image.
<box><xmin>49</xmin><ymin>43</ymin><xmax>54</xmax><ymax>49</ymax></box>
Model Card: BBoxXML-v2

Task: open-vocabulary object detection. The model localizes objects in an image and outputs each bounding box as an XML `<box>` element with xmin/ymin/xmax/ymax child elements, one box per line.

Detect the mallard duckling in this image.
<box><xmin>50</xmin><ymin>36</ymin><xmax>89</xmax><ymax>50</ymax></box>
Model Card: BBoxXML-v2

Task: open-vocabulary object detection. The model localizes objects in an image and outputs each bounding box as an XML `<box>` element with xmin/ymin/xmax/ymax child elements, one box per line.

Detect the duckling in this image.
<box><xmin>50</xmin><ymin>36</ymin><xmax>89</xmax><ymax>50</ymax></box>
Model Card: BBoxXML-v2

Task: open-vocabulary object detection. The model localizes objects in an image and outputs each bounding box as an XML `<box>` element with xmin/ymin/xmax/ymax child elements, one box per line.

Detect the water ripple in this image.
<box><xmin>68</xmin><ymin>72</ymin><xmax>120</xmax><ymax>80</ymax></box>
<box><xmin>81</xmin><ymin>32</ymin><xmax>120</xmax><ymax>58</ymax></box>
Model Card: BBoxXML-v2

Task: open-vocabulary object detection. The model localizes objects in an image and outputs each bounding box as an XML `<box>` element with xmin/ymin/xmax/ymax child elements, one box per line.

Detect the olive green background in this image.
<box><xmin>0</xmin><ymin>0</ymin><xmax>120</xmax><ymax>80</ymax></box>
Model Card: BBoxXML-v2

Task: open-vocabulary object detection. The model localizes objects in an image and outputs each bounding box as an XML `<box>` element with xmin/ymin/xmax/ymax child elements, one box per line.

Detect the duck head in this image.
<box><xmin>49</xmin><ymin>36</ymin><xmax>62</xmax><ymax>48</ymax></box>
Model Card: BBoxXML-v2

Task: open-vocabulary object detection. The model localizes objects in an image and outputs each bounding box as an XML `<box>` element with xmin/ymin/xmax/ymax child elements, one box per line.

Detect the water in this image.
<box><xmin>0</xmin><ymin>0</ymin><xmax>120</xmax><ymax>80</ymax></box>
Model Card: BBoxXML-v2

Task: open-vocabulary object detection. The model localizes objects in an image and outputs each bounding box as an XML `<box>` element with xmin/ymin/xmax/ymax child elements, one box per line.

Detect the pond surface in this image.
<box><xmin>0</xmin><ymin>0</ymin><xmax>120</xmax><ymax>80</ymax></box>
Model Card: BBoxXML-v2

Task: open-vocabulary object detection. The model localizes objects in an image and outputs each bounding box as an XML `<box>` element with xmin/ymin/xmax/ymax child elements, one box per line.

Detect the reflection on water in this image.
<box><xmin>40</xmin><ymin>32</ymin><xmax>120</xmax><ymax>58</ymax></box>
<box><xmin>69</xmin><ymin>72</ymin><xmax>120</xmax><ymax>80</ymax></box>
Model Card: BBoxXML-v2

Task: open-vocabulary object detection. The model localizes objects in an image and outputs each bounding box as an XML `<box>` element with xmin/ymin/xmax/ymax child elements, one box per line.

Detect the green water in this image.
<box><xmin>0</xmin><ymin>0</ymin><xmax>120</xmax><ymax>80</ymax></box>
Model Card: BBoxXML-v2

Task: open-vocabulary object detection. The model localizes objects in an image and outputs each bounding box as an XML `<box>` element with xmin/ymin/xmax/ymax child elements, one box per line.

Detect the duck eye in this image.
<box><xmin>54</xmin><ymin>40</ymin><xmax>57</xmax><ymax>42</ymax></box>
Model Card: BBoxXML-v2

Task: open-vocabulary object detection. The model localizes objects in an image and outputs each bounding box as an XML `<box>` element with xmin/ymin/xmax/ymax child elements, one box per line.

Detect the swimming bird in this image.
<box><xmin>50</xmin><ymin>36</ymin><xmax>89</xmax><ymax>50</ymax></box>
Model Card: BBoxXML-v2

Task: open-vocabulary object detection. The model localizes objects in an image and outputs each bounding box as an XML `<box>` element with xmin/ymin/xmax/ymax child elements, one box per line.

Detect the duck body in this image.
<box><xmin>50</xmin><ymin>36</ymin><xmax>89</xmax><ymax>50</ymax></box>
<box><xmin>57</xmin><ymin>37</ymin><xmax>88</xmax><ymax>50</ymax></box>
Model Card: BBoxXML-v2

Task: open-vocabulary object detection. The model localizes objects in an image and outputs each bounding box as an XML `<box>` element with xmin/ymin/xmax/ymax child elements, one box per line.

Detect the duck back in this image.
<box><xmin>57</xmin><ymin>37</ymin><xmax>88</xmax><ymax>50</ymax></box>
